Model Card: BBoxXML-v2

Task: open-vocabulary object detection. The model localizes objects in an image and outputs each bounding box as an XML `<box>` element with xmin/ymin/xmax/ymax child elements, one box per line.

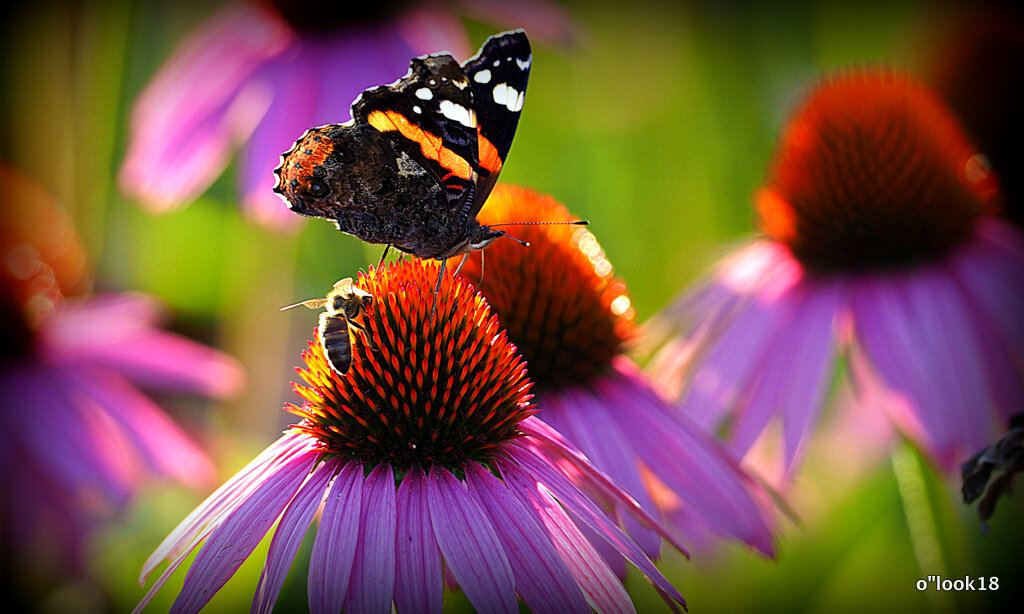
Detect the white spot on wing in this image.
<box><xmin>473</xmin><ymin>69</ymin><xmax>491</xmax><ymax>84</ymax></box>
<box><xmin>517</xmin><ymin>56</ymin><xmax>531</xmax><ymax>70</ymax></box>
<box><xmin>492</xmin><ymin>83</ymin><xmax>524</xmax><ymax>112</ymax></box>
<box><xmin>413</xmin><ymin>105</ymin><xmax>422</xmax><ymax>114</ymax></box>
<box><xmin>492</xmin><ymin>59</ymin><xmax>500</xmax><ymax>67</ymax></box>
<box><xmin>453</xmin><ymin>79</ymin><xmax>468</xmax><ymax>90</ymax></box>
<box><xmin>415</xmin><ymin>87</ymin><xmax>433</xmax><ymax>100</ymax></box>
<box><xmin>439</xmin><ymin>100</ymin><xmax>476</xmax><ymax>128</ymax></box>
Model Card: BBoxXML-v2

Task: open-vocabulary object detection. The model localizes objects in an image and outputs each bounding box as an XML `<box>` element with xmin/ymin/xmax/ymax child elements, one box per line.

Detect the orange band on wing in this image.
<box><xmin>368</xmin><ymin>110</ymin><xmax>473</xmax><ymax>181</ymax></box>
<box><xmin>477</xmin><ymin>130</ymin><xmax>503</xmax><ymax>175</ymax></box>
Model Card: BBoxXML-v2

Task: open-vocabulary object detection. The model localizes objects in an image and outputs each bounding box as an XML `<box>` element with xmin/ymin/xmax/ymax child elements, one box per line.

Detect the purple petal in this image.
<box><xmin>733</xmin><ymin>279</ymin><xmax>841</xmax><ymax>470</ymax></box>
<box><xmin>394</xmin><ymin>7</ymin><xmax>473</xmax><ymax>59</ymax></box>
<box><xmin>673</xmin><ymin>243</ymin><xmax>805</xmax><ymax>430</ymax></box>
<box><xmin>516</xmin><ymin>417</ymin><xmax>690</xmax><ymax>558</ymax></box>
<box><xmin>394</xmin><ymin>467</ymin><xmax>443</xmax><ymax>614</ymax></box>
<box><xmin>171</xmin><ymin>448</ymin><xmax>318</xmax><ymax>614</ymax></box>
<box><xmin>141</xmin><ymin>433</ymin><xmax>315</xmax><ymax>582</ymax></box>
<box><xmin>426</xmin><ymin>466</ymin><xmax>517</xmax><ymax>614</ymax></box>
<box><xmin>252</xmin><ymin>460</ymin><xmax>334</xmax><ymax>614</ymax></box>
<box><xmin>57</xmin><ymin>365</ymin><xmax>215</xmax><ymax>488</ymax></box>
<box><xmin>308</xmin><ymin>460</ymin><xmax>363</xmax><ymax>614</ymax></box>
<box><xmin>465</xmin><ymin>463</ymin><xmax>590</xmax><ymax>614</ymax></box>
<box><xmin>345</xmin><ymin>464</ymin><xmax>397</xmax><ymax>614</ymax></box>
<box><xmin>852</xmin><ymin>271</ymin><xmax>994</xmax><ymax>469</ymax></box>
<box><xmin>41</xmin><ymin>293</ymin><xmax>244</xmax><ymax>398</ymax></box>
<box><xmin>0</xmin><ymin>365</ymin><xmax>135</xmax><ymax>504</ymax></box>
<box><xmin>120</xmin><ymin>4</ymin><xmax>292</xmax><ymax>210</ymax></box>
<box><xmin>500</xmin><ymin>442</ymin><xmax>686</xmax><ymax>608</ymax></box>
<box><xmin>498</xmin><ymin>459</ymin><xmax>638</xmax><ymax>613</ymax></box>
<box><xmin>541</xmin><ymin>388</ymin><xmax>662</xmax><ymax>558</ymax></box>
<box><xmin>949</xmin><ymin>218</ymin><xmax>1024</xmax><ymax>353</ymax></box>
<box><xmin>593</xmin><ymin>364</ymin><xmax>776</xmax><ymax>556</ymax></box>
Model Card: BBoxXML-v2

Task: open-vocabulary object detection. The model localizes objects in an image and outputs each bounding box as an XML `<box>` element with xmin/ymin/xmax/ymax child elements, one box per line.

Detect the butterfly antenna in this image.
<box><xmin>489</xmin><ymin>220</ymin><xmax>589</xmax><ymax>227</ymax></box>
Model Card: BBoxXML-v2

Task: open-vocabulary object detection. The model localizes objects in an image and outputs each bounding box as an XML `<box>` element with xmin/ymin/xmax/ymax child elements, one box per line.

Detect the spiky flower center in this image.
<box><xmin>458</xmin><ymin>185</ymin><xmax>635</xmax><ymax>390</ymax></box>
<box><xmin>289</xmin><ymin>260</ymin><xmax>535</xmax><ymax>472</ymax></box>
<box><xmin>757</xmin><ymin>70</ymin><xmax>998</xmax><ymax>273</ymax></box>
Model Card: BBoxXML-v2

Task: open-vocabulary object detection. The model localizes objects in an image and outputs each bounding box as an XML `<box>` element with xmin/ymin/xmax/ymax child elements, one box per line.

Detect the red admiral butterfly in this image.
<box><xmin>273</xmin><ymin>30</ymin><xmax>539</xmax><ymax>307</ymax></box>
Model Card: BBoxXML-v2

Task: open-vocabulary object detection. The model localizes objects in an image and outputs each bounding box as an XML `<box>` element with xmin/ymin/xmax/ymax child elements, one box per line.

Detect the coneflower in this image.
<box><xmin>458</xmin><ymin>184</ymin><xmax>777</xmax><ymax>561</ymax></box>
<box><xmin>649</xmin><ymin>70</ymin><xmax>1024</xmax><ymax>476</ymax></box>
<box><xmin>137</xmin><ymin>260</ymin><xmax>687</xmax><ymax>613</ymax></box>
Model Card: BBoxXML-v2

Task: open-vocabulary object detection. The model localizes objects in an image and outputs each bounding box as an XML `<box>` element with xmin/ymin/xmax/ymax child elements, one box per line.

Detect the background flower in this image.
<box><xmin>459</xmin><ymin>184</ymin><xmax>778</xmax><ymax>561</ymax></box>
<box><xmin>139</xmin><ymin>260</ymin><xmax>686</xmax><ymax>613</ymax></box>
<box><xmin>0</xmin><ymin>167</ymin><xmax>243</xmax><ymax>600</ymax></box>
<box><xmin>118</xmin><ymin>0</ymin><xmax>574</xmax><ymax>228</ymax></box>
<box><xmin>648</xmin><ymin>70</ymin><xmax>1023</xmax><ymax>478</ymax></box>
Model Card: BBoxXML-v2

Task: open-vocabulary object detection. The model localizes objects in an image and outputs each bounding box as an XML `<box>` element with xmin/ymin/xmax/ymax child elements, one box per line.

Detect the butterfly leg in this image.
<box><xmin>347</xmin><ymin>318</ymin><xmax>376</xmax><ymax>351</ymax></box>
<box><xmin>451</xmin><ymin>253</ymin><xmax>470</xmax><ymax>279</ymax></box>
<box><xmin>377</xmin><ymin>244</ymin><xmax>392</xmax><ymax>270</ymax></box>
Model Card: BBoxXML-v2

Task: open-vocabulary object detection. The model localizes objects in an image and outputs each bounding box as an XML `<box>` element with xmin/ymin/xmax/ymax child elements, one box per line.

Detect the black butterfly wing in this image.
<box><xmin>463</xmin><ymin>30</ymin><xmax>532</xmax><ymax>216</ymax></box>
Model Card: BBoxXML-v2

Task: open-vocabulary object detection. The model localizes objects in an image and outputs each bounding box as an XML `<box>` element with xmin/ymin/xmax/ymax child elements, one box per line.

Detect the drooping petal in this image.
<box><xmin>171</xmin><ymin>447</ymin><xmax>318</xmax><ymax>614</ymax></box>
<box><xmin>732</xmin><ymin>278</ymin><xmax>841</xmax><ymax>470</ymax></box>
<box><xmin>252</xmin><ymin>460</ymin><xmax>334</xmax><ymax>614</ymax></box>
<box><xmin>40</xmin><ymin>293</ymin><xmax>244</xmax><ymax>398</ymax></box>
<box><xmin>57</xmin><ymin>365</ymin><xmax>215</xmax><ymax>488</ymax></box>
<box><xmin>501</xmin><ymin>441</ymin><xmax>687</xmax><ymax>608</ymax></box>
<box><xmin>852</xmin><ymin>271</ymin><xmax>994</xmax><ymax>469</ymax></box>
<box><xmin>140</xmin><ymin>433</ymin><xmax>315</xmax><ymax>583</ymax></box>
<box><xmin>345</xmin><ymin>464</ymin><xmax>397</xmax><ymax>614</ymax></box>
<box><xmin>498</xmin><ymin>458</ymin><xmax>637</xmax><ymax>614</ymax></box>
<box><xmin>465</xmin><ymin>463</ymin><xmax>590</xmax><ymax>614</ymax></box>
<box><xmin>674</xmin><ymin>242</ymin><xmax>805</xmax><ymax>430</ymax></box>
<box><xmin>120</xmin><ymin>4</ymin><xmax>292</xmax><ymax>211</ymax></box>
<box><xmin>426</xmin><ymin>466</ymin><xmax>517</xmax><ymax>614</ymax></box>
<box><xmin>308</xmin><ymin>459</ymin><xmax>363</xmax><ymax>614</ymax></box>
<box><xmin>540</xmin><ymin>388</ymin><xmax>662</xmax><ymax>558</ymax></box>
<box><xmin>592</xmin><ymin>366</ymin><xmax>776</xmax><ymax>556</ymax></box>
<box><xmin>394</xmin><ymin>467</ymin><xmax>443</xmax><ymax>614</ymax></box>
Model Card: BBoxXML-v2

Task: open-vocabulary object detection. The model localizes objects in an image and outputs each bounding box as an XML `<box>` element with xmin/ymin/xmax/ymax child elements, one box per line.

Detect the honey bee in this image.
<box><xmin>282</xmin><ymin>278</ymin><xmax>374</xmax><ymax>375</ymax></box>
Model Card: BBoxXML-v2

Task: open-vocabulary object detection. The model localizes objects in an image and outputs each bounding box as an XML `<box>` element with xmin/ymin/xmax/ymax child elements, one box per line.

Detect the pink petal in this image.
<box><xmin>394</xmin><ymin>467</ymin><xmax>443</xmax><ymax>614</ymax></box>
<box><xmin>171</xmin><ymin>448</ymin><xmax>317</xmax><ymax>614</ymax></box>
<box><xmin>733</xmin><ymin>279</ymin><xmax>841</xmax><ymax>470</ymax></box>
<box><xmin>542</xmin><ymin>388</ymin><xmax>662</xmax><ymax>558</ymax></box>
<box><xmin>252</xmin><ymin>460</ymin><xmax>334</xmax><ymax>614</ymax></box>
<box><xmin>120</xmin><ymin>4</ymin><xmax>292</xmax><ymax>210</ymax></box>
<box><xmin>453</xmin><ymin>0</ymin><xmax>579</xmax><ymax>47</ymax></box>
<box><xmin>852</xmin><ymin>271</ymin><xmax>994</xmax><ymax>469</ymax></box>
<box><xmin>465</xmin><ymin>463</ymin><xmax>590</xmax><ymax>614</ymax></box>
<box><xmin>594</xmin><ymin>364</ymin><xmax>776</xmax><ymax>556</ymax></box>
<box><xmin>58</xmin><ymin>365</ymin><xmax>215</xmax><ymax>488</ymax></box>
<box><xmin>396</xmin><ymin>7</ymin><xmax>473</xmax><ymax>59</ymax></box>
<box><xmin>502</xmin><ymin>441</ymin><xmax>686</xmax><ymax>608</ymax></box>
<box><xmin>426</xmin><ymin>466</ymin><xmax>517</xmax><ymax>614</ymax></box>
<box><xmin>345</xmin><ymin>464</ymin><xmax>397</xmax><ymax>614</ymax></box>
<box><xmin>498</xmin><ymin>459</ymin><xmax>637</xmax><ymax>614</ymax></box>
<box><xmin>140</xmin><ymin>433</ymin><xmax>315</xmax><ymax>582</ymax></box>
<box><xmin>308</xmin><ymin>460</ymin><xmax>363</xmax><ymax>614</ymax></box>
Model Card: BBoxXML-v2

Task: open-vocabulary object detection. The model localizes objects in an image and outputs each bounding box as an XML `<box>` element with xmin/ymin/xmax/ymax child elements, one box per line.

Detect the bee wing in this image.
<box><xmin>280</xmin><ymin>298</ymin><xmax>328</xmax><ymax>311</ymax></box>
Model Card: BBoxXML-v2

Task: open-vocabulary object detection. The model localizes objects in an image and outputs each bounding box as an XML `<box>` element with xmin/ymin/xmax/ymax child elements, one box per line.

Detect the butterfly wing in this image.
<box><xmin>463</xmin><ymin>30</ymin><xmax>532</xmax><ymax>216</ymax></box>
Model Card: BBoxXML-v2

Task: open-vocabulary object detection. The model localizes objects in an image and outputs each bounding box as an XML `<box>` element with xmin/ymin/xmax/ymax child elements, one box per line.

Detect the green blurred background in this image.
<box><xmin>2</xmin><ymin>0</ymin><xmax>1021</xmax><ymax>612</ymax></box>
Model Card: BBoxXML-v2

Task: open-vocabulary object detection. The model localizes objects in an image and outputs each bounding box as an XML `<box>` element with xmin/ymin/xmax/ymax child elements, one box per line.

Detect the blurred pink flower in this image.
<box><xmin>138</xmin><ymin>261</ymin><xmax>686</xmax><ymax>613</ymax></box>
<box><xmin>649</xmin><ymin>70</ymin><xmax>1024</xmax><ymax>477</ymax></box>
<box><xmin>119</xmin><ymin>0</ymin><xmax>575</xmax><ymax>228</ymax></box>
<box><xmin>0</xmin><ymin>168</ymin><xmax>244</xmax><ymax>575</ymax></box>
<box><xmin>458</xmin><ymin>185</ymin><xmax>779</xmax><ymax>561</ymax></box>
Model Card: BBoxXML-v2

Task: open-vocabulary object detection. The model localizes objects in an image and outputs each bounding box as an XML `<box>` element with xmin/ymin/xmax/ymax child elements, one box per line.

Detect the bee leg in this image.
<box><xmin>348</xmin><ymin>318</ymin><xmax>375</xmax><ymax>351</ymax></box>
